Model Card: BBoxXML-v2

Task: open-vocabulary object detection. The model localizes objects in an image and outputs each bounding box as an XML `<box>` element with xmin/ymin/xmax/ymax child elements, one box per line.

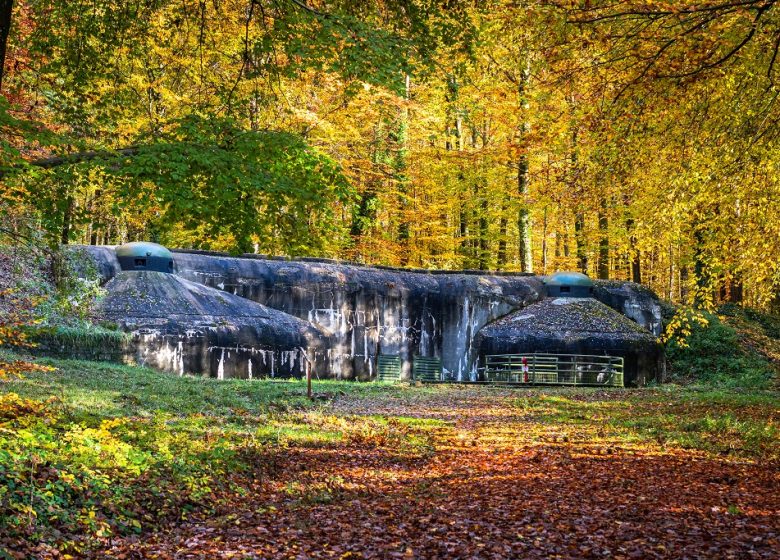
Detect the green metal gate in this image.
<box><xmin>483</xmin><ymin>353</ymin><xmax>624</xmax><ymax>387</ymax></box>
<box><xmin>412</xmin><ymin>356</ymin><xmax>442</xmax><ymax>382</ymax></box>
<box><xmin>377</xmin><ymin>354</ymin><xmax>402</xmax><ymax>382</ymax></box>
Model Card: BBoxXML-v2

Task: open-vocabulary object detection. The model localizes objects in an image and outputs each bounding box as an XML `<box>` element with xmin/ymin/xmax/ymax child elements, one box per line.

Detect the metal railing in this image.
<box><xmin>483</xmin><ymin>353</ymin><xmax>624</xmax><ymax>387</ymax></box>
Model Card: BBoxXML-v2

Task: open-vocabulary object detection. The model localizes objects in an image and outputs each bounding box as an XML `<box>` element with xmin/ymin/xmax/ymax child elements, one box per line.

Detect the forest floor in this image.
<box><xmin>1</xmin><ymin>355</ymin><xmax>779</xmax><ymax>559</ymax></box>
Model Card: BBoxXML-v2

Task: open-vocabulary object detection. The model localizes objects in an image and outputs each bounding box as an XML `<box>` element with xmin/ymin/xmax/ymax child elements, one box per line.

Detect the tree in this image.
<box><xmin>0</xmin><ymin>0</ymin><xmax>11</xmax><ymax>90</ymax></box>
<box><xmin>1</xmin><ymin>0</ymin><xmax>778</xmax><ymax>308</ymax></box>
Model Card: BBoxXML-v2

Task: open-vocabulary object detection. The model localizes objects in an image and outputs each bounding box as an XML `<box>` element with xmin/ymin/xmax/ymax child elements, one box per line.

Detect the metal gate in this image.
<box><xmin>412</xmin><ymin>356</ymin><xmax>442</xmax><ymax>382</ymax></box>
<box><xmin>483</xmin><ymin>353</ymin><xmax>624</xmax><ymax>387</ymax></box>
<box><xmin>377</xmin><ymin>355</ymin><xmax>402</xmax><ymax>382</ymax></box>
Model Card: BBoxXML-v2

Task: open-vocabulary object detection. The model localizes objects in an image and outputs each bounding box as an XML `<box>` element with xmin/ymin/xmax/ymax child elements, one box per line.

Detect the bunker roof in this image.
<box><xmin>484</xmin><ymin>298</ymin><xmax>650</xmax><ymax>337</ymax></box>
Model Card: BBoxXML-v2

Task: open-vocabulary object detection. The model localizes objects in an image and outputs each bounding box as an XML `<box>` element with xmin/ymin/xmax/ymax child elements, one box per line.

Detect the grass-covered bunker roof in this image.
<box><xmin>476</xmin><ymin>297</ymin><xmax>664</xmax><ymax>385</ymax></box>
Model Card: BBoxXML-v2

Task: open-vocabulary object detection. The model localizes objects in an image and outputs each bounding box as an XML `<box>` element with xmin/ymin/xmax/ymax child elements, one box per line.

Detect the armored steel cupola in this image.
<box><xmin>545</xmin><ymin>271</ymin><xmax>594</xmax><ymax>298</ymax></box>
<box><xmin>115</xmin><ymin>242</ymin><xmax>174</xmax><ymax>273</ymax></box>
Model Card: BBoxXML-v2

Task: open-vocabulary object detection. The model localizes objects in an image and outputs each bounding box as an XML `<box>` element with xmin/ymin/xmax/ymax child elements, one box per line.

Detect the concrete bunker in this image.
<box><xmin>80</xmin><ymin>245</ymin><xmax>665</xmax><ymax>383</ymax></box>
<box><xmin>98</xmin><ymin>270</ymin><xmax>329</xmax><ymax>378</ymax></box>
<box><xmin>475</xmin><ymin>273</ymin><xmax>664</xmax><ymax>386</ymax></box>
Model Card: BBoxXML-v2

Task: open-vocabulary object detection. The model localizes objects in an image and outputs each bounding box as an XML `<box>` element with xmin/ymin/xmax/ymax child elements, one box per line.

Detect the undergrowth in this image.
<box><xmin>665</xmin><ymin>306</ymin><xmax>777</xmax><ymax>388</ymax></box>
<box><xmin>0</xmin><ymin>351</ymin><xmax>432</xmax><ymax>553</ymax></box>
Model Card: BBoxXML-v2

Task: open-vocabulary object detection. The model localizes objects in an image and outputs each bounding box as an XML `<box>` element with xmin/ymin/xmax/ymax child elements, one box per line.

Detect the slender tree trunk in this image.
<box><xmin>0</xmin><ymin>1</ymin><xmax>12</xmax><ymax>91</ymax></box>
<box><xmin>457</xmin><ymin>179</ymin><xmax>470</xmax><ymax>264</ymax></box>
<box><xmin>574</xmin><ymin>212</ymin><xmax>587</xmax><ymax>274</ymax></box>
<box><xmin>517</xmin><ymin>60</ymin><xmax>533</xmax><ymax>273</ymax></box>
<box><xmin>631</xmin><ymin>251</ymin><xmax>641</xmax><ymax>284</ymax></box>
<box><xmin>396</xmin><ymin>74</ymin><xmax>411</xmax><ymax>263</ymax></box>
<box><xmin>478</xmin><ymin>197</ymin><xmax>489</xmax><ymax>270</ymax></box>
<box><xmin>668</xmin><ymin>243</ymin><xmax>675</xmax><ymax>300</ymax></box>
<box><xmin>693</xmin><ymin>227</ymin><xmax>710</xmax><ymax>306</ymax></box>
<box><xmin>446</xmin><ymin>73</ymin><xmax>471</xmax><ymax>265</ymax></box>
<box><xmin>680</xmin><ymin>265</ymin><xmax>689</xmax><ymax>302</ymax></box>
<box><xmin>446</xmin><ymin>74</ymin><xmax>462</xmax><ymax>151</ymax></box>
<box><xmin>729</xmin><ymin>277</ymin><xmax>744</xmax><ymax>304</ymax></box>
<box><xmin>648</xmin><ymin>248</ymin><xmax>661</xmax><ymax>286</ymax></box>
<box><xmin>541</xmin><ymin>206</ymin><xmax>549</xmax><ymax>274</ymax></box>
<box><xmin>597</xmin><ymin>198</ymin><xmax>609</xmax><ymax>279</ymax></box>
<box><xmin>60</xmin><ymin>196</ymin><xmax>74</xmax><ymax>245</ymax></box>
<box><xmin>569</xmin><ymin>123</ymin><xmax>587</xmax><ymax>274</ymax></box>
<box><xmin>497</xmin><ymin>210</ymin><xmax>508</xmax><ymax>268</ymax></box>
<box><xmin>624</xmin><ymin>194</ymin><xmax>641</xmax><ymax>283</ymax></box>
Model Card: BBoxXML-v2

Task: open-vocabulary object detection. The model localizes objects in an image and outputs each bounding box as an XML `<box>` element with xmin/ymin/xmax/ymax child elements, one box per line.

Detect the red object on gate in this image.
<box><xmin>522</xmin><ymin>356</ymin><xmax>529</xmax><ymax>382</ymax></box>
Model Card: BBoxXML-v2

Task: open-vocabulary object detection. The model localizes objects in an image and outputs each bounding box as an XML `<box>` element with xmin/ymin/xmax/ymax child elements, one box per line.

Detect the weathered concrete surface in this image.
<box><xmin>80</xmin><ymin>246</ymin><xmax>664</xmax><ymax>381</ymax></box>
<box><xmin>98</xmin><ymin>271</ymin><xmax>329</xmax><ymax>378</ymax></box>
<box><xmin>169</xmin><ymin>251</ymin><xmax>545</xmax><ymax>380</ymax></box>
<box><xmin>594</xmin><ymin>280</ymin><xmax>663</xmax><ymax>337</ymax></box>
<box><xmin>476</xmin><ymin>298</ymin><xmax>665</xmax><ymax>386</ymax></box>
<box><xmin>72</xmin><ymin>245</ymin><xmax>121</xmax><ymax>281</ymax></box>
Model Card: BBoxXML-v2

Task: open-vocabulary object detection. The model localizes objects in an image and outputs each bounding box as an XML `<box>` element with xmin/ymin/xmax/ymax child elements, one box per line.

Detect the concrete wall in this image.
<box><xmin>170</xmin><ymin>251</ymin><xmax>545</xmax><ymax>380</ymax></box>
<box><xmin>79</xmin><ymin>246</ymin><xmax>663</xmax><ymax>381</ymax></box>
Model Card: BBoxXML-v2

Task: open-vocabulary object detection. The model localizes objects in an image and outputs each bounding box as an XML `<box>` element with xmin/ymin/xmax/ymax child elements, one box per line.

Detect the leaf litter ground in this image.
<box><xmin>95</xmin><ymin>387</ymin><xmax>779</xmax><ymax>560</ymax></box>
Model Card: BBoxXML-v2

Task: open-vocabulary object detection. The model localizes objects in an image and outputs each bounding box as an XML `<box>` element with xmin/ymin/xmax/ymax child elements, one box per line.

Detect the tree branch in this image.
<box><xmin>0</xmin><ymin>146</ymin><xmax>140</xmax><ymax>180</ymax></box>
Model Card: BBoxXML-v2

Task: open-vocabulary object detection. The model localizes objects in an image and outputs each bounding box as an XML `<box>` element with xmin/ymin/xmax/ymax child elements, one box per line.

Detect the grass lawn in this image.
<box><xmin>1</xmin><ymin>351</ymin><xmax>779</xmax><ymax>558</ymax></box>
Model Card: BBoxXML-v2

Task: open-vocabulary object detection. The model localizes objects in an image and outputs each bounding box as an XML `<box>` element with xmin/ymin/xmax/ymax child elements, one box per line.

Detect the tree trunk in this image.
<box><xmin>517</xmin><ymin>60</ymin><xmax>533</xmax><ymax>273</ymax></box>
<box><xmin>668</xmin><ymin>243</ymin><xmax>675</xmax><ymax>300</ymax></box>
<box><xmin>574</xmin><ymin>212</ymin><xmax>587</xmax><ymax>274</ymax></box>
<box><xmin>680</xmin><ymin>265</ymin><xmax>689</xmax><ymax>302</ymax></box>
<box><xmin>0</xmin><ymin>1</ymin><xmax>12</xmax><ymax>91</ymax></box>
<box><xmin>570</xmin><ymin>125</ymin><xmax>587</xmax><ymax>274</ymax></box>
<box><xmin>497</xmin><ymin>210</ymin><xmax>508</xmax><ymax>268</ymax></box>
<box><xmin>624</xmin><ymin>195</ymin><xmax>641</xmax><ymax>284</ymax></box>
<box><xmin>693</xmin><ymin>228</ymin><xmax>710</xmax><ymax>306</ymax></box>
<box><xmin>396</xmin><ymin>74</ymin><xmax>411</xmax><ymax>263</ymax></box>
<box><xmin>649</xmin><ymin>249</ymin><xmax>657</xmax><ymax>288</ymax></box>
<box><xmin>60</xmin><ymin>195</ymin><xmax>74</xmax><ymax>245</ymax></box>
<box><xmin>446</xmin><ymin>73</ymin><xmax>471</xmax><ymax>266</ymax></box>
<box><xmin>541</xmin><ymin>206</ymin><xmax>549</xmax><ymax>274</ymax></box>
<box><xmin>729</xmin><ymin>278</ymin><xmax>744</xmax><ymax>304</ymax></box>
<box><xmin>631</xmin><ymin>251</ymin><xmax>641</xmax><ymax>284</ymax></box>
<box><xmin>459</xmin><ymin>206</ymin><xmax>467</xmax><ymax>239</ymax></box>
<box><xmin>478</xmin><ymin>197</ymin><xmax>489</xmax><ymax>270</ymax></box>
<box><xmin>597</xmin><ymin>198</ymin><xmax>609</xmax><ymax>279</ymax></box>
<box><xmin>719</xmin><ymin>276</ymin><xmax>744</xmax><ymax>304</ymax></box>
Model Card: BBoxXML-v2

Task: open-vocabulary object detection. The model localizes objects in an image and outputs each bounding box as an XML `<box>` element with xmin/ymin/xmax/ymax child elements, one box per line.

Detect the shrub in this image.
<box><xmin>665</xmin><ymin>310</ymin><xmax>774</xmax><ymax>388</ymax></box>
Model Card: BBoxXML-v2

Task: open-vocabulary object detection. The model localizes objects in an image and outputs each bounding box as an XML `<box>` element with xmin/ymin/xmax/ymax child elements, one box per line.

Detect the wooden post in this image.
<box><xmin>306</xmin><ymin>361</ymin><xmax>312</xmax><ymax>400</ymax></box>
